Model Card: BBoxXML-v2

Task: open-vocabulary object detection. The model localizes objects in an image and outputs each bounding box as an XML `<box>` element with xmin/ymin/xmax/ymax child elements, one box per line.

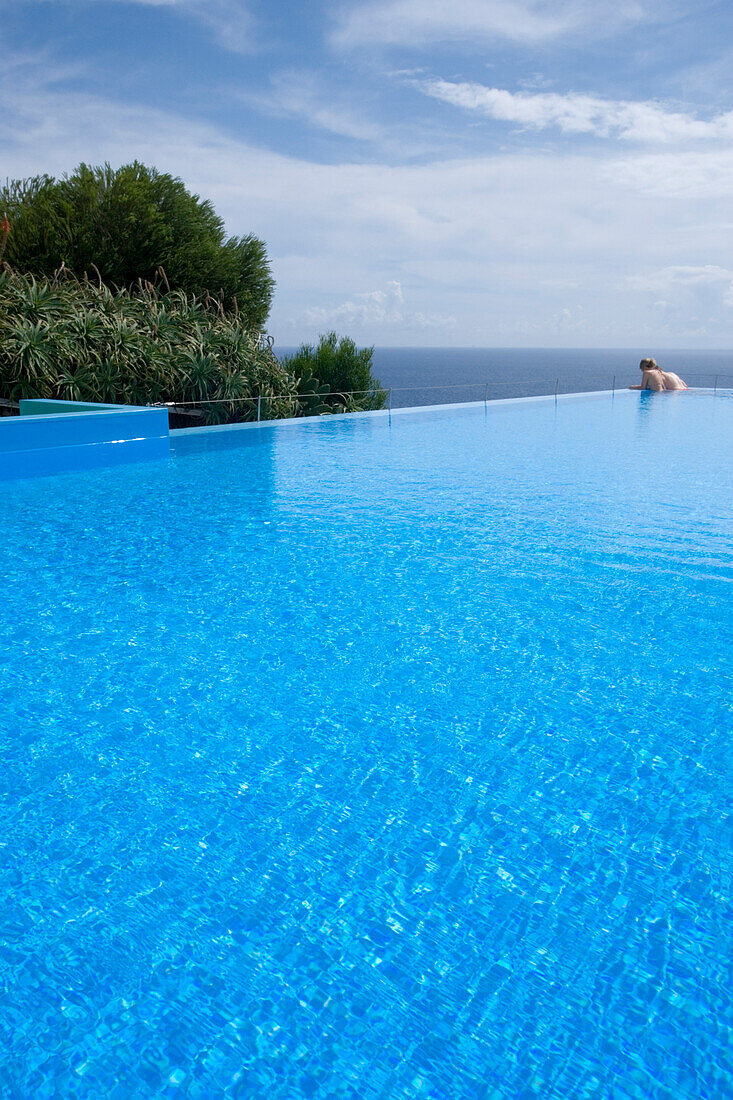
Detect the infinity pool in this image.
<box><xmin>2</xmin><ymin>391</ymin><xmax>732</xmax><ymax>1098</ymax></box>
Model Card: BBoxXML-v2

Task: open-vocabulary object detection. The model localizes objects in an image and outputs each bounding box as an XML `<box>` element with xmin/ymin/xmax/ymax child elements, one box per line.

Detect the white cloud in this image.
<box><xmin>333</xmin><ymin>0</ymin><xmax>663</xmax><ymax>50</ymax></box>
<box><xmin>4</xmin><ymin>51</ymin><xmax>733</xmax><ymax>345</ymax></box>
<box><xmin>177</xmin><ymin>0</ymin><xmax>254</xmax><ymax>53</ymax></box>
<box><xmin>606</xmin><ymin>149</ymin><xmax>733</xmax><ymax>199</ymax></box>
<box><xmin>421</xmin><ymin>79</ymin><xmax>733</xmax><ymax>144</ymax></box>
<box><xmin>628</xmin><ymin>265</ymin><xmax>733</xmax><ymax>306</ymax></box>
<box><xmin>652</xmin><ymin>265</ymin><xmax>733</xmax><ymax>286</ymax></box>
<box><xmin>15</xmin><ymin>0</ymin><xmax>256</xmax><ymax>54</ymax></box>
<box><xmin>246</xmin><ymin>70</ymin><xmax>381</xmax><ymax>142</ymax></box>
<box><xmin>301</xmin><ymin>281</ymin><xmax>456</xmax><ymax>332</ymax></box>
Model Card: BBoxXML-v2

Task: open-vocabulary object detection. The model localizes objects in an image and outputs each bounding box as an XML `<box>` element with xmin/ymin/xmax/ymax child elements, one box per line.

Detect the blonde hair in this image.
<box><xmin>640</xmin><ymin>357</ymin><xmax>658</xmax><ymax>371</ymax></box>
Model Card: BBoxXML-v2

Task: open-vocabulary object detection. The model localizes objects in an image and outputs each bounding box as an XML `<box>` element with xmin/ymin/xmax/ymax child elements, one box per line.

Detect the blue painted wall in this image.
<box><xmin>0</xmin><ymin>400</ymin><xmax>170</xmax><ymax>480</ymax></box>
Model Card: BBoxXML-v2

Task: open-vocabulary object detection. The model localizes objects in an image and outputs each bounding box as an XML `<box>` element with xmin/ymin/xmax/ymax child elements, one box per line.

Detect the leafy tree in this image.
<box><xmin>1</xmin><ymin>162</ymin><xmax>274</xmax><ymax>327</ymax></box>
<box><xmin>282</xmin><ymin>332</ymin><xmax>386</xmax><ymax>411</ymax></box>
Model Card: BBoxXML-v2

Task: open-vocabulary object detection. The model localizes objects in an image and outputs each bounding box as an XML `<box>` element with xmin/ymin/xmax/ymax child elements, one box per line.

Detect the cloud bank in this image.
<box><xmin>302</xmin><ymin>282</ymin><xmax>456</xmax><ymax>332</ymax></box>
<box><xmin>421</xmin><ymin>80</ymin><xmax>733</xmax><ymax>144</ymax></box>
<box><xmin>3</xmin><ymin>4</ymin><xmax>733</xmax><ymax>347</ymax></box>
<box><xmin>247</xmin><ymin>70</ymin><xmax>381</xmax><ymax>142</ymax></box>
<box><xmin>333</xmin><ymin>0</ymin><xmax>663</xmax><ymax>49</ymax></box>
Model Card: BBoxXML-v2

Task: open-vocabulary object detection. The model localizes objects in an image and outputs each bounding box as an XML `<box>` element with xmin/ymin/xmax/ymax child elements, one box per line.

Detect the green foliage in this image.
<box><xmin>282</xmin><ymin>332</ymin><xmax>386</xmax><ymax>411</ymax></box>
<box><xmin>296</xmin><ymin>374</ymin><xmax>333</xmax><ymax>416</ymax></box>
<box><xmin>0</xmin><ymin>269</ymin><xmax>296</xmax><ymax>424</ymax></box>
<box><xmin>1</xmin><ymin>162</ymin><xmax>274</xmax><ymax>327</ymax></box>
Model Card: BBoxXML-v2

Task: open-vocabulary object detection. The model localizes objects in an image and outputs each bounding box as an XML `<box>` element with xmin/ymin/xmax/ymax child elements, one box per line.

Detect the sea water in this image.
<box><xmin>278</xmin><ymin>346</ymin><xmax>733</xmax><ymax>408</ymax></box>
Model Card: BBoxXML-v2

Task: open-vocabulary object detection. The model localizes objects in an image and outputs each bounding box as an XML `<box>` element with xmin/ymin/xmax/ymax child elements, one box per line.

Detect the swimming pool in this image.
<box><xmin>2</xmin><ymin>390</ymin><xmax>732</xmax><ymax>1098</ymax></box>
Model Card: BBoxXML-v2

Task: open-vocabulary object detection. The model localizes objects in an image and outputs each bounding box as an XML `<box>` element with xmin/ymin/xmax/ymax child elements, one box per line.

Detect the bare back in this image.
<box><xmin>659</xmin><ymin>370</ymin><xmax>687</xmax><ymax>391</ymax></box>
<box><xmin>641</xmin><ymin>369</ymin><xmax>665</xmax><ymax>391</ymax></box>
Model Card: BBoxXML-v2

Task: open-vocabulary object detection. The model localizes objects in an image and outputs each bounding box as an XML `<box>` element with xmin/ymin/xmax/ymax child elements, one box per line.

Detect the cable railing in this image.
<box><xmin>156</xmin><ymin>371</ymin><xmax>733</xmax><ymax>422</ymax></box>
<box><xmin>0</xmin><ymin>372</ymin><xmax>728</xmax><ymax>423</ymax></box>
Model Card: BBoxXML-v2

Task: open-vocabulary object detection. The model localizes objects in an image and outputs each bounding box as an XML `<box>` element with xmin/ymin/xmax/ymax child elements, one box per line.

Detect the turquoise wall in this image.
<box><xmin>1</xmin><ymin>400</ymin><xmax>170</xmax><ymax>480</ymax></box>
<box><xmin>19</xmin><ymin>399</ymin><xmax>129</xmax><ymax>416</ymax></box>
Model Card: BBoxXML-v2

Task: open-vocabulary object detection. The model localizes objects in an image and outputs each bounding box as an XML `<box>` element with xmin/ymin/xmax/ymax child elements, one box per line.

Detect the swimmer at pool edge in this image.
<box><xmin>629</xmin><ymin>358</ymin><xmax>688</xmax><ymax>391</ymax></box>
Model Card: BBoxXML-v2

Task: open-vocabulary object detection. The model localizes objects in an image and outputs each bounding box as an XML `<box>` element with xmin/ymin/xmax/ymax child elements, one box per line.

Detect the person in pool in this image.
<box><xmin>630</xmin><ymin>358</ymin><xmax>665</xmax><ymax>391</ymax></box>
<box><xmin>658</xmin><ymin>364</ymin><xmax>689</xmax><ymax>390</ymax></box>
<box><xmin>629</xmin><ymin>357</ymin><xmax>689</xmax><ymax>391</ymax></box>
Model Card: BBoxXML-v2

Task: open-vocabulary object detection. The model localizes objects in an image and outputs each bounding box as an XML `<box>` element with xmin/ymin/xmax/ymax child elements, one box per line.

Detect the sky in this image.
<box><xmin>3</xmin><ymin>0</ymin><xmax>733</xmax><ymax>347</ymax></box>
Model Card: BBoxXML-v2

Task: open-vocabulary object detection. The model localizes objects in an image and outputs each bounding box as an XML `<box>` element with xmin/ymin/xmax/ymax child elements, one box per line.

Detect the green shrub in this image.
<box><xmin>282</xmin><ymin>332</ymin><xmax>386</xmax><ymax>411</ymax></box>
<box><xmin>0</xmin><ymin>269</ymin><xmax>295</xmax><ymax>425</ymax></box>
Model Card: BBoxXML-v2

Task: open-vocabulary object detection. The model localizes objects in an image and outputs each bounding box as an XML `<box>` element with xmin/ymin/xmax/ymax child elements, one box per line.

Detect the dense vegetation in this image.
<box><xmin>0</xmin><ymin>270</ymin><xmax>386</xmax><ymax>424</ymax></box>
<box><xmin>0</xmin><ymin>269</ymin><xmax>298</xmax><ymax>424</ymax></box>
<box><xmin>282</xmin><ymin>333</ymin><xmax>386</xmax><ymax>411</ymax></box>
<box><xmin>1</xmin><ymin>163</ymin><xmax>274</xmax><ymax>327</ymax></box>
<box><xmin>0</xmin><ymin>162</ymin><xmax>387</xmax><ymax>424</ymax></box>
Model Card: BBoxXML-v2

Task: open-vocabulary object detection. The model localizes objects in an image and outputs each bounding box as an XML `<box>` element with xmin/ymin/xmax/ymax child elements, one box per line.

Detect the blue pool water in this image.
<box><xmin>2</xmin><ymin>391</ymin><xmax>732</xmax><ymax>1098</ymax></box>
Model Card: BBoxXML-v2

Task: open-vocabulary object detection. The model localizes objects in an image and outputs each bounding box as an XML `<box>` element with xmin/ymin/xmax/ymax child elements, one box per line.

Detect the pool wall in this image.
<box><xmin>0</xmin><ymin>399</ymin><xmax>169</xmax><ymax>480</ymax></box>
<box><xmin>1</xmin><ymin>388</ymin><xmax>719</xmax><ymax>479</ymax></box>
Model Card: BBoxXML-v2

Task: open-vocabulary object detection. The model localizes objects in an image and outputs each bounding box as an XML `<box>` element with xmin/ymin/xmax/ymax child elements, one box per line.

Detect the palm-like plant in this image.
<box><xmin>0</xmin><ymin>268</ymin><xmax>305</xmax><ymax>425</ymax></box>
<box><xmin>3</xmin><ymin>318</ymin><xmax>59</xmax><ymax>387</ymax></box>
<box><xmin>17</xmin><ymin>277</ymin><xmax>65</xmax><ymax>322</ymax></box>
<box><xmin>95</xmin><ymin>359</ymin><xmax>123</xmax><ymax>403</ymax></box>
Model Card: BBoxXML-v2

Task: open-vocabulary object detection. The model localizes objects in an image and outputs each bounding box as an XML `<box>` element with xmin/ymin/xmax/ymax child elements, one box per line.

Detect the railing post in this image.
<box><xmin>554</xmin><ymin>378</ymin><xmax>559</xmax><ymax>401</ymax></box>
<box><xmin>388</xmin><ymin>388</ymin><xmax>392</xmax><ymax>412</ymax></box>
<box><xmin>612</xmin><ymin>374</ymin><xmax>616</xmax><ymax>394</ymax></box>
<box><xmin>484</xmin><ymin>382</ymin><xmax>488</xmax><ymax>406</ymax></box>
<box><xmin>714</xmin><ymin>374</ymin><xmax>719</xmax><ymax>393</ymax></box>
<box><xmin>257</xmin><ymin>395</ymin><xmax>261</xmax><ymax>422</ymax></box>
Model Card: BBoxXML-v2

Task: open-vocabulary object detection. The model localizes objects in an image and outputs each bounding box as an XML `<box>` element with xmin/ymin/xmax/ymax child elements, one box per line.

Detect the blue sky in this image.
<box><xmin>4</xmin><ymin>0</ymin><xmax>733</xmax><ymax>346</ymax></box>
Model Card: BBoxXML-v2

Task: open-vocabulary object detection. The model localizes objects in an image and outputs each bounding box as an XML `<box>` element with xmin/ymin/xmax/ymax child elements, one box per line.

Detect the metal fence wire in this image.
<box><xmin>155</xmin><ymin>371</ymin><xmax>733</xmax><ymax>421</ymax></box>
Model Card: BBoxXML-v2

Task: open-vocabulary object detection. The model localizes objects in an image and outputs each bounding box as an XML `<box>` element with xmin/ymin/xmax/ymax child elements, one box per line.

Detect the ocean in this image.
<box><xmin>278</xmin><ymin>347</ymin><xmax>733</xmax><ymax>409</ymax></box>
